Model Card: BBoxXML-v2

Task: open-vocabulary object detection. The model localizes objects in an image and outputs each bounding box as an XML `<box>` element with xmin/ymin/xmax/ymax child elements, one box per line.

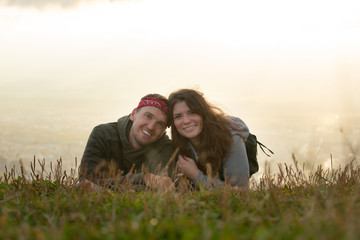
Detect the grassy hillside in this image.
<box><xmin>1</xmin><ymin>158</ymin><xmax>360</xmax><ymax>240</ymax></box>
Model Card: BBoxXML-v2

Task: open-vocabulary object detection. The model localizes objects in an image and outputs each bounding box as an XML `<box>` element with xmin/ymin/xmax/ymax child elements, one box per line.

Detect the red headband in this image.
<box><xmin>136</xmin><ymin>97</ymin><xmax>168</xmax><ymax>114</ymax></box>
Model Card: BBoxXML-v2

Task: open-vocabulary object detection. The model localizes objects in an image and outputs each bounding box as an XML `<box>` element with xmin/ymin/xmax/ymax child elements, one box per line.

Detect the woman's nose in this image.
<box><xmin>183</xmin><ymin>114</ymin><xmax>191</xmax><ymax>124</ymax></box>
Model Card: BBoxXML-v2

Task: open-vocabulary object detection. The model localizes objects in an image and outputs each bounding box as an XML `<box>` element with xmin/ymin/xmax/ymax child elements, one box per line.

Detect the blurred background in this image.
<box><xmin>1</xmin><ymin>0</ymin><xmax>359</xmax><ymax>178</ymax></box>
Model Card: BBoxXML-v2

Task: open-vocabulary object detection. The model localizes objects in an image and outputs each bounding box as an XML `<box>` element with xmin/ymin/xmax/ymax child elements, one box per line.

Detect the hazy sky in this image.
<box><xmin>1</xmin><ymin>0</ymin><xmax>359</xmax><ymax>172</ymax></box>
<box><xmin>1</xmin><ymin>0</ymin><xmax>360</xmax><ymax>117</ymax></box>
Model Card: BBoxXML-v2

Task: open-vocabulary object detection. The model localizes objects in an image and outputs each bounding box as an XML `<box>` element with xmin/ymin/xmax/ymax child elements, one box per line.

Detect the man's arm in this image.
<box><xmin>79</xmin><ymin>125</ymin><xmax>108</xmax><ymax>180</ymax></box>
<box><xmin>145</xmin><ymin>137</ymin><xmax>177</xmax><ymax>179</ymax></box>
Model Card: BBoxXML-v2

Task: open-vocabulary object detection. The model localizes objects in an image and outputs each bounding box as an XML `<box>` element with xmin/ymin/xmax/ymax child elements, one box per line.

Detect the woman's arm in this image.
<box><xmin>222</xmin><ymin>134</ymin><xmax>249</xmax><ymax>187</ymax></box>
<box><xmin>193</xmin><ymin>134</ymin><xmax>249</xmax><ymax>188</ymax></box>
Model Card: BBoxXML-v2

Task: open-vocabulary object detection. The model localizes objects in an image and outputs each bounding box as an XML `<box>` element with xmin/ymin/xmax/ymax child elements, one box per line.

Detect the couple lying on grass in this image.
<box><xmin>77</xmin><ymin>89</ymin><xmax>250</xmax><ymax>192</ymax></box>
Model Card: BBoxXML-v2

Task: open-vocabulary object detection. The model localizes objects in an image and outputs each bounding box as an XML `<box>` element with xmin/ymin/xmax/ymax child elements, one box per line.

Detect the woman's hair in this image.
<box><xmin>168</xmin><ymin>89</ymin><xmax>234</xmax><ymax>175</ymax></box>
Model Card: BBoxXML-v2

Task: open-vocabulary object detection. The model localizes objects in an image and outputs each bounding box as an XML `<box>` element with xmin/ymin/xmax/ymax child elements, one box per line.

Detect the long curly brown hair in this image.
<box><xmin>168</xmin><ymin>89</ymin><xmax>234</xmax><ymax>176</ymax></box>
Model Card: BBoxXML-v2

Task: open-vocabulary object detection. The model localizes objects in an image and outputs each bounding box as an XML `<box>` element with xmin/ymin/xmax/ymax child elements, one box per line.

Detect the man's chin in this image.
<box><xmin>139</xmin><ymin>138</ymin><xmax>157</xmax><ymax>146</ymax></box>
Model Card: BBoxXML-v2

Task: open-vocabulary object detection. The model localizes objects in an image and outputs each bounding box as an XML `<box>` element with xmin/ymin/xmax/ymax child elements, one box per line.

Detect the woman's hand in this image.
<box><xmin>143</xmin><ymin>173</ymin><xmax>175</xmax><ymax>192</ymax></box>
<box><xmin>75</xmin><ymin>179</ymin><xmax>106</xmax><ymax>192</ymax></box>
<box><xmin>177</xmin><ymin>155</ymin><xmax>200</xmax><ymax>181</ymax></box>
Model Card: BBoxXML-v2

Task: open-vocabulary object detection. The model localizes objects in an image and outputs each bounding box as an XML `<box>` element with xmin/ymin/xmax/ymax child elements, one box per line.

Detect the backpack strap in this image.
<box><xmin>257</xmin><ymin>141</ymin><xmax>274</xmax><ymax>157</ymax></box>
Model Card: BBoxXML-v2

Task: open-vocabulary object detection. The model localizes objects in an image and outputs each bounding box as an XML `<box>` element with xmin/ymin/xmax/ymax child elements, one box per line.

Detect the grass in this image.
<box><xmin>1</xmin><ymin>156</ymin><xmax>360</xmax><ymax>240</ymax></box>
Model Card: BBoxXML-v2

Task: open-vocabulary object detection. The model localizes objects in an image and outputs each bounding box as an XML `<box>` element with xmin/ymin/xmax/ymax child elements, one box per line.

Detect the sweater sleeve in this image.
<box><xmin>223</xmin><ymin>134</ymin><xmax>249</xmax><ymax>187</ymax></box>
<box><xmin>143</xmin><ymin>138</ymin><xmax>177</xmax><ymax>179</ymax></box>
<box><xmin>79</xmin><ymin>125</ymin><xmax>108</xmax><ymax>180</ymax></box>
<box><xmin>193</xmin><ymin>134</ymin><xmax>249</xmax><ymax>188</ymax></box>
<box><xmin>79</xmin><ymin>125</ymin><xmax>147</xmax><ymax>188</ymax></box>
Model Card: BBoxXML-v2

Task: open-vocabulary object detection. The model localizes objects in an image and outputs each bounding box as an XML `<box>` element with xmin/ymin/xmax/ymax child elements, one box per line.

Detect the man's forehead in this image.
<box><xmin>138</xmin><ymin>106</ymin><xmax>167</xmax><ymax>120</ymax></box>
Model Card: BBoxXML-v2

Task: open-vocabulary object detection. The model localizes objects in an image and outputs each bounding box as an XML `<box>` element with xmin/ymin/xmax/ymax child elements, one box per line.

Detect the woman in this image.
<box><xmin>168</xmin><ymin>89</ymin><xmax>250</xmax><ymax>189</ymax></box>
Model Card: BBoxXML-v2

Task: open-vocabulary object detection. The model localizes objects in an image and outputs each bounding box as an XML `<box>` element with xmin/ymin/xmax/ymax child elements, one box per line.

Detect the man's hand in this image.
<box><xmin>75</xmin><ymin>179</ymin><xmax>106</xmax><ymax>192</ymax></box>
<box><xmin>143</xmin><ymin>173</ymin><xmax>175</xmax><ymax>192</ymax></box>
<box><xmin>177</xmin><ymin>155</ymin><xmax>200</xmax><ymax>181</ymax></box>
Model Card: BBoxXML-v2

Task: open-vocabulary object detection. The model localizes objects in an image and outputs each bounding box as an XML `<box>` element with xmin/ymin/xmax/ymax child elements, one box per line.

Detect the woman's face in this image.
<box><xmin>173</xmin><ymin>101</ymin><xmax>203</xmax><ymax>144</ymax></box>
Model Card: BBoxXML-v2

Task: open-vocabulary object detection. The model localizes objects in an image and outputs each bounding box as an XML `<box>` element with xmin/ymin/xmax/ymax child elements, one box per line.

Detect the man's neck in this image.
<box><xmin>128</xmin><ymin>134</ymin><xmax>141</xmax><ymax>150</ymax></box>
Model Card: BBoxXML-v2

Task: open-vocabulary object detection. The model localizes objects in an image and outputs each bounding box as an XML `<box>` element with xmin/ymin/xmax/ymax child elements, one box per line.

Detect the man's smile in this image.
<box><xmin>142</xmin><ymin>129</ymin><xmax>152</xmax><ymax>136</ymax></box>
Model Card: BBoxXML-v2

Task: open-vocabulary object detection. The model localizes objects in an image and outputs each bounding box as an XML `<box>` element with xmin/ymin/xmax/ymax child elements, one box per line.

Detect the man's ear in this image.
<box><xmin>130</xmin><ymin>108</ymin><xmax>137</xmax><ymax>121</ymax></box>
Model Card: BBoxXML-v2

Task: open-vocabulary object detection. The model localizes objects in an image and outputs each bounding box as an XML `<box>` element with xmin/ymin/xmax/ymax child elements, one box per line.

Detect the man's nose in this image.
<box><xmin>147</xmin><ymin>120</ymin><xmax>156</xmax><ymax>129</ymax></box>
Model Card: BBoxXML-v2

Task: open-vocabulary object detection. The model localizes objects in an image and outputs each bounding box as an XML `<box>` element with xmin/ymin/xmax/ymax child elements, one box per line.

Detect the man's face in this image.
<box><xmin>129</xmin><ymin>106</ymin><xmax>167</xmax><ymax>149</ymax></box>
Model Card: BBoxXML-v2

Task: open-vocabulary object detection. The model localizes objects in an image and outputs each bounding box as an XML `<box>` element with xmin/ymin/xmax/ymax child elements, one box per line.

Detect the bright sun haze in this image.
<box><xmin>0</xmin><ymin>0</ymin><xmax>359</xmax><ymax>174</ymax></box>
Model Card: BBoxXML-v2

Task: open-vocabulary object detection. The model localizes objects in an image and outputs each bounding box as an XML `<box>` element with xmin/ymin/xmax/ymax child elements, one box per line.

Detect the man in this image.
<box><xmin>78</xmin><ymin>94</ymin><xmax>177</xmax><ymax>191</ymax></box>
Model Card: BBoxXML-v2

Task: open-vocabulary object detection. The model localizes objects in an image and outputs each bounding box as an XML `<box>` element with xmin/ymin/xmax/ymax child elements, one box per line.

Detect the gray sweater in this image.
<box><xmin>191</xmin><ymin>117</ymin><xmax>250</xmax><ymax>188</ymax></box>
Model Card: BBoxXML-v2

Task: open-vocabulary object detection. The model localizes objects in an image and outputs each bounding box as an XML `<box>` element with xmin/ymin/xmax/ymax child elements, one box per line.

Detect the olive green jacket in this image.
<box><xmin>79</xmin><ymin>114</ymin><xmax>176</xmax><ymax>185</ymax></box>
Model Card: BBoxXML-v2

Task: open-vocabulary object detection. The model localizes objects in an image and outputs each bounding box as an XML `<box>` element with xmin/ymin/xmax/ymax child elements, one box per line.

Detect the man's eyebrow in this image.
<box><xmin>144</xmin><ymin>111</ymin><xmax>166</xmax><ymax>125</ymax></box>
<box><xmin>143</xmin><ymin>111</ymin><xmax>154</xmax><ymax>116</ymax></box>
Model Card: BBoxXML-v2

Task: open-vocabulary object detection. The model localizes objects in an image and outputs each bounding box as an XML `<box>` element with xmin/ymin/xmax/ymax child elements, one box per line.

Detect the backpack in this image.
<box><xmin>245</xmin><ymin>133</ymin><xmax>274</xmax><ymax>176</ymax></box>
